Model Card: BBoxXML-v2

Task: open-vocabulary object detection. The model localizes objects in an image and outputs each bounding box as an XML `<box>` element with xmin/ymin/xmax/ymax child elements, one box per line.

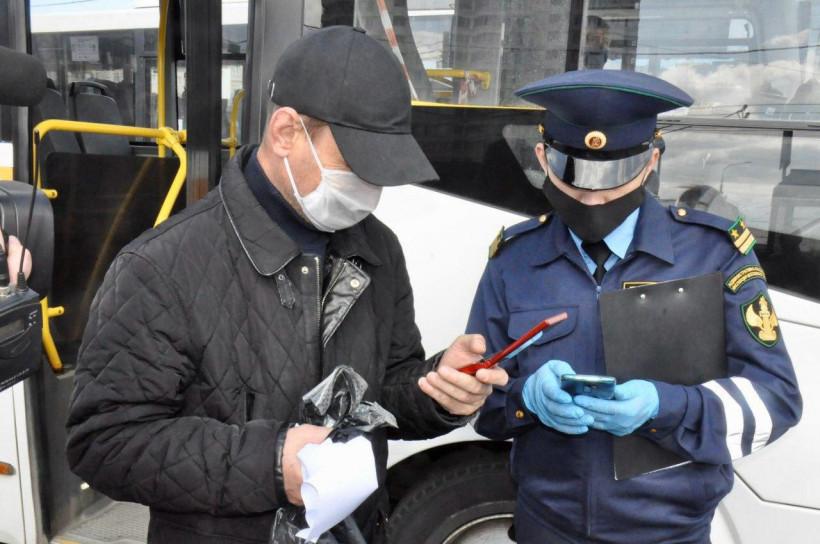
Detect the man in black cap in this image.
<box><xmin>66</xmin><ymin>26</ymin><xmax>506</xmax><ymax>543</ymax></box>
<box><xmin>468</xmin><ymin>69</ymin><xmax>801</xmax><ymax>542</ymax></box>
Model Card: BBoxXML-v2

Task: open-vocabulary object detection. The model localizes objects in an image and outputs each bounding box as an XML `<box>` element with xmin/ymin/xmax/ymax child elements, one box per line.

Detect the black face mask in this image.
<box><xmin>542</xmin><ymin>176</ymin><xmax>645</xmax><ymax>243</ymax></box>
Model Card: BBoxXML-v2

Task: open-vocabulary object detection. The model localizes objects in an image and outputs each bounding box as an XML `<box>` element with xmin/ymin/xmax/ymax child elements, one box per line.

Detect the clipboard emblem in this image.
<box><xmin>742</xmin><ymin>292</ymin><xmax>779</xmax><ymax>347</ymax></box>
<box><xmin>622</xmin><ymin>281</ymin><xmax>657</xmax><ymax>289</ymax></box>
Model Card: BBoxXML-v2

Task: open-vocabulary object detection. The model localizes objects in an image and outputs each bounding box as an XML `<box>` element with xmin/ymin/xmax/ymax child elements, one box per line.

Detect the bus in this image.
<box><xmin>0</xmin><ymin>0</ymin><xmax>818</xmax><ymax>543</ymax></box>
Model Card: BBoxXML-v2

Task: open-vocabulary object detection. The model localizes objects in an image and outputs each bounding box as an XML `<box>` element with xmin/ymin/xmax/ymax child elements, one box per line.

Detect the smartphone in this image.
<box><xmin>560</xmin><ymin>374</ymin><xmax>616</xmax><ymax>399</ymax></box>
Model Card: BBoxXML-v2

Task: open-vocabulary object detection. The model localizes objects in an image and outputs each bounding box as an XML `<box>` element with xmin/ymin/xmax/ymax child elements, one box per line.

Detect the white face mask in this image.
<box><xmin>283</xmin><ymin>117</ymin><xmax>382</xmax><ymax>232</ymax></box>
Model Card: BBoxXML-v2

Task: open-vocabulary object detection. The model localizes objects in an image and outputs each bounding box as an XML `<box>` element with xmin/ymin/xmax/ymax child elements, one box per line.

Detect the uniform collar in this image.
<box><xmin>630</xmin><ymin>192</ymin><xmax>675</xmax><ymax>265</ymax></box>
<box><xmin>568</xmin><ymin>207</ymin><xmax>639</xmax><ymax>260</ymax></box>
<box><xmin>529</xmin><ymin>190</ymin><xmax>674</xmax><ymax>266</ymax></box>
<box><xmin>220</xmin><ymin>146</ymin><xmax>381</xmax><ymax>277</ymax></box>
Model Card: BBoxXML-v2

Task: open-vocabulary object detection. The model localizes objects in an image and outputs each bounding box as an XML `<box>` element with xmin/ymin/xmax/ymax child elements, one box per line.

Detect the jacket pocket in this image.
<box><xmin>507</xmin><ymin>305</ymin><xmax>577</xmax><ymax>345</ymax></box>
<box><xmin>506</xmin><ymin>305</ymin><xmax>578</xmax><ymax>375</ymax></box>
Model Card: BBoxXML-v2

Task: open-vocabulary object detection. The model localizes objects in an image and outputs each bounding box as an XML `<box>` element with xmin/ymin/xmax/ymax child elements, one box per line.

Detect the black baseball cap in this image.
<box><xmin>271</xmin><ymin>26</ymin><xmax>439</xmax><ymax>186</ymax></box>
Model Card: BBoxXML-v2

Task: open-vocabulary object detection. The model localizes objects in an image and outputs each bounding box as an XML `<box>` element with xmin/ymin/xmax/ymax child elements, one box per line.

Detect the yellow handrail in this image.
<box><xmin>32</xmin><ymin>119</ymin><xmax>187</xmax><ymax>372</ymax></box>
<box><xmin>426</xmin><ymin>68</ymin><xmax>492</xmax><ymax>90</ymax></box>
<box><xmin>157</xmin><ymin>0</ymin><xmax>169</xmax><ymax>157</ymax></box>
<box><xmin>41</xmin><ymin>300</ymin><xmax>64</xmax><ymax>372</ymax></box>
<box><xmin>224</xmin><ymin>89</ymin><xmax>245</xmax><ymax>158</ymax></box>
<box><xmin>32</xmin><ymin>120</ymin><xmax>186</xmax><ymax>226</ymax></box>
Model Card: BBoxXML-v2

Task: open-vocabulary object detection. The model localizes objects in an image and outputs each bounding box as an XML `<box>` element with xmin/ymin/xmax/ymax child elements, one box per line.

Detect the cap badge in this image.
<box><xmin>584</xmin><ymin>131</ymin><xmax>607</xmax><ymax>150</ymax></box>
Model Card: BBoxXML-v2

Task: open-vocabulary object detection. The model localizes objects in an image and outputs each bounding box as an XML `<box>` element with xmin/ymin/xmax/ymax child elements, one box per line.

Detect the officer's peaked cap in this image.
<box><xmin>515</xmin><ymin>70</ymin><xmax>694</xmax><ymax>158</ymax></box>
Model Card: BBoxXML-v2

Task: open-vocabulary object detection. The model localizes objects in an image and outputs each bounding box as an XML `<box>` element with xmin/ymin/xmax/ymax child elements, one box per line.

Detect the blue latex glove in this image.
<box><xmin>523</xmin><ymin>360</ymin><xmax>593</xmax><ymax>434</ymax></box>
<box><xmin>573</xmin><ymin>380</ymin><xmax>659</xmax><ymax>437</ymax></box>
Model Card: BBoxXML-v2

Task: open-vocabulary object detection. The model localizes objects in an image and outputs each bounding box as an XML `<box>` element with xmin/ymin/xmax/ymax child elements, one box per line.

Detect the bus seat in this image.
<box><xmin>91</xmin><ymin>78</ymin><xmax>135</xmax><ymax>126</ymax></box>
<box><xmin>69</xmin><ymin>81</ymin><xmax>131</xmax><ymax>156</ymax></box>
<box><xmin>30</xmin><ymin>87</ymin><xmax>82</xmax><ymax>157</ymax></box>
<box><xmin>42</xmin><ymin>152</ymin><xmax>182</xmax><ymax>362</ymax></box>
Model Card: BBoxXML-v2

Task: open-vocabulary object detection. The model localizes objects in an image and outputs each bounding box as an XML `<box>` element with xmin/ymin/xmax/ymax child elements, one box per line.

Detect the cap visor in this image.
<box><xmin>330</xmin><ymin>124</ymin><xmax>439</xmax><ymax>187</ymax></box>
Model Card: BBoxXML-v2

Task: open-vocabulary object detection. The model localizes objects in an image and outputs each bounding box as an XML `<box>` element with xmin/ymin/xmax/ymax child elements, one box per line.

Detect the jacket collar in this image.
<box><xmin>528</xmin><ymin>190</ymin><xmax>675</xmax><ymax>267</ymax></box>
<box><xmin>629</xmin><ymin>192</ymin><xmax>675</xmax><ymax>265</ymax></box>
<box><xmin>329</xmin><ymin>223</ymin><xmax>382</xmax><ymax>266</ymax></box>
<box><xmin>220</xmin><ymin>146</ymin><xmax>381</xmax><ymax>276</ymax></box>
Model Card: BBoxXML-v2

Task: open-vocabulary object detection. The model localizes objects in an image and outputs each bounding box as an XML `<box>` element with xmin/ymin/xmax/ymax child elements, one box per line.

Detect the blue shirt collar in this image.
<box><xmin>568</xmin><ymin>207</ymin><xmax>640</xmax><ymax>260</ymax></box>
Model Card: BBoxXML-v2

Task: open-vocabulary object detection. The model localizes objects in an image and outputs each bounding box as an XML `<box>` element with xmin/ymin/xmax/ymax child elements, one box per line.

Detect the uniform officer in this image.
<box><xmin>467</xmin><ymin>70</ymin><xmax>803</xmax><ymax>543</ymax></box>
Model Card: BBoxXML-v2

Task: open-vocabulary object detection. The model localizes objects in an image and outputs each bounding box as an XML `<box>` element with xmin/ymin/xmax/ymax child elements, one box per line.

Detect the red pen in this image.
<box><xmin>459</xmin><ymin>312</ymin><xmax>569</xmax><ymax>375</ymax></box>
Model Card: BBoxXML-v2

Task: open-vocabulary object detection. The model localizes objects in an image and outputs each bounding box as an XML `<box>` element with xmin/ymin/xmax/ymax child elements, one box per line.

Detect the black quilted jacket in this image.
<box><xmin>66</xmin><ymin>147</ymin><xmax>464</xmax><ymax>543</ymax></box>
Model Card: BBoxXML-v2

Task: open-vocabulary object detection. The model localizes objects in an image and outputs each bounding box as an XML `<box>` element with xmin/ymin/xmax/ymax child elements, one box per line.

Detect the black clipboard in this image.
<box><xmin>599</xmin><ymin>272</ymin><xmax>726</xmax><ymax>480</ymax></box>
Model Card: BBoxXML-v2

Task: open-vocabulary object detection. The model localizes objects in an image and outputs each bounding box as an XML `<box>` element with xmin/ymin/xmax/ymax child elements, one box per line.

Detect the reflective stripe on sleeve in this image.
<box><xmin>703</xmin><ymin>381</ymin><xmax>745</xmax><ymax>460</ymax></box>
<box><xmin>731</xmin><ymin>377</ymin><xmax>773</xmax><ymax>452</ymax></box>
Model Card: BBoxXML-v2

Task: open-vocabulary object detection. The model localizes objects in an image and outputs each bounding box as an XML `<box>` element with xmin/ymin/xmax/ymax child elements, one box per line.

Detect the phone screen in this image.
<box><xmin>560</xmin><ymin>374</ymin><xmax>616</xmax><ymax>399</ymax></box>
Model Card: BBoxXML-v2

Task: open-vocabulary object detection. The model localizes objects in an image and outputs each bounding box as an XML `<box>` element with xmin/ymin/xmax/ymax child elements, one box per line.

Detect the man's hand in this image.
<box><xmin>574</xmin><ymin>380</ymin><xmax>659</xmax><ymax>436</ymax></box>
<box><xmin>0</xmin><ymin>231</ymin><xmax>31</xmax><ymax>286</ymax></box>
<box><xmin>523</xmin><ymin>360</ymin><xmax>593</xmax><ymax>434</ymax></box>
<box><xmin>418</xmin><ymin>334</ymin><xmax>508</xmax><ymax>416</ymax></box>
<box><xmin>282</xmin><ymin>424</ymin><xmax>332</xmax><ymax>505</ymax></box>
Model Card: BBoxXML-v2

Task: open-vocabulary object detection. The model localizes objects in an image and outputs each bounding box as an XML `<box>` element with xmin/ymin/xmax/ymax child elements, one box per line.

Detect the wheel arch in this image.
<box><xmin>386</xmin><ymin>438</ymin><xmax>511</xmax><ymax>506</ymax></box>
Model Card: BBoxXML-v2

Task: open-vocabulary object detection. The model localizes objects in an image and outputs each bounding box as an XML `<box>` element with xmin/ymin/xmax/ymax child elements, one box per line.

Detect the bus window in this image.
<box><xmin>657</xmin><ymin>125</ymin><xmax>820</xmax><ymax>301</ymax></box>
<box><xmin>31</xmin><ymin>4</ymin><xmax>153</xmax><ymax>129</ymax></box>
<box><xmin>31</xmin><ymin>0</ymin><xmax>248</xmax><ymax>143</ymax></box>
<box><xmin>588</xmin><ymin>1</ymin><xmax>820</xmax><ymax>121</ymax></box>
<box><xmin>176</xmin><ymin>2</ymin><xmax>247</xmax><ymax>140</ymax></box>
<box><xmin>351</xmin><ymin>0</ymin><xmax>581</xmax><ymax>105</ymax></box>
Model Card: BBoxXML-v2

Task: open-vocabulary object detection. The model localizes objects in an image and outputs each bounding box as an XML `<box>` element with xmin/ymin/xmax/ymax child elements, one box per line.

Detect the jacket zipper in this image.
<box><xmin>314</xmin><ymin>256</ymin><xmax>322</xmax><ymax>336</ymax></box>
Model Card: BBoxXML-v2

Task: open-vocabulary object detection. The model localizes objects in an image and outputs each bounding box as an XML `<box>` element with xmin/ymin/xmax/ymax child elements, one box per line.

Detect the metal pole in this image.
<box><xmin>184</xmin><ymin>0</ymin><xmax>222</xmax><ymax>202</ymax></box>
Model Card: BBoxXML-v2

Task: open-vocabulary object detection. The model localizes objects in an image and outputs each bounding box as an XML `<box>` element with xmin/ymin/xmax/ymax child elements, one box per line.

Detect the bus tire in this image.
<box><xmin>387</xmin><ymin>457</ymin><xmax>516</xmax><ymax>544</ymax></box>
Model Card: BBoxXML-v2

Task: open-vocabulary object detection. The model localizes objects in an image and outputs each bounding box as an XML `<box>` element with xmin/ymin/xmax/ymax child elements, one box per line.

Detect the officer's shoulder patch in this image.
<box><xmin>726</xmin><ymin>217</ymin><xmax>756</xmax><ymax>255</ymax></box>
<box><xmin>489</xmin><ymin>213</ymin><xmax>551</xmax><ymax>259</ymax></box>
<box><xmin>741</xmin><ymin>291</ymin><xmax>780</xmax><ymax>347</ymax></box>
<box><xmin>670</xmin><ymin>207</ymin><xmax>755</xmax><ymax>254</ymax></box>
<box><xmin>725</xmin><ymin>265</ymin><xmax>766</xmax><ymax>293</ymax></box>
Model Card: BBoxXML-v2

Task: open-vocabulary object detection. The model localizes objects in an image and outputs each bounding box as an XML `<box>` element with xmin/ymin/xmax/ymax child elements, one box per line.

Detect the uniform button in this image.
<box><xmin>650</xmin><ymin>428</ymin><xmax>657</xmax><ymax>433</ymax></box>
<box><xmin>301</xmin><ymin>266</ymin><xmax>309</xmax><ymax>275</ymax></box>
<box><xmin>350</xmin><ymin>278</ymin><xmax>361</xmax><ymax>289</ymax></box>
<box><xmin>677</xmin><ymin>208</ymin><xmax>687</xmax><ymax>217</ymax></box>
<box><xmin>515</xmin><ymin>409</ymin><xmax>525</xmax><ymax>420</ymax></box>
<box><xmin>538</xmin><ymin>214</ymin><xmax>547</xmax><ymax>223</ymax></box>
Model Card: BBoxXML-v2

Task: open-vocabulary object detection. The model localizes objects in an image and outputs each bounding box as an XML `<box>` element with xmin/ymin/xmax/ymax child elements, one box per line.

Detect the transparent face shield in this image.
<box><xmin>546</xmin><ymin>145</ymin><xmax>654</xmax><ymax>190</ymax></box>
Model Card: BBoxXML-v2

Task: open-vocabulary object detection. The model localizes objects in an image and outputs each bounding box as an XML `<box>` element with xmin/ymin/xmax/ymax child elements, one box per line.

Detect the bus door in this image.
<box><xmin>1</xmin><ymin>1</ymin><xmax>249</xmax><ymax>542</ymax></box>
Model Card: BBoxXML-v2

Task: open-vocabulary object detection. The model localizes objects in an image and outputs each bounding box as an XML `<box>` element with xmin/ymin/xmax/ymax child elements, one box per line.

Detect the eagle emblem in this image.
<box><xmin>742</xmin><ymin>292</ymin><xmax>779</xmax><ymax>347</ymax></box>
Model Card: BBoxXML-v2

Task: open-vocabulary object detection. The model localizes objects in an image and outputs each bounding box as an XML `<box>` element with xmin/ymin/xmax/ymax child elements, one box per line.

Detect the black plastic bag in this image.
<box><xmin>270</xmin><ymin>366</ymin><xmax>396</xmax><ymax>543</ymax></box>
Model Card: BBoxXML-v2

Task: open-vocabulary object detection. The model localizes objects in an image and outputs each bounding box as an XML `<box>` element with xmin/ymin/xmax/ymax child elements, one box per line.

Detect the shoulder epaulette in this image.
<box><xmin>670</xmin><ymin>206</ymin><xmax>755</xmax><ymax>255</ymax></box>
<box><xmin>489</xmin><ymin>213</ymin><xmax>551</xmax><ymax>259</ymax></box>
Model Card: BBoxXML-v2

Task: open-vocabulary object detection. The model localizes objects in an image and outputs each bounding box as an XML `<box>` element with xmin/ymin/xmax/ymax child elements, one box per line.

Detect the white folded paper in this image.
<box><xmin>295</xmin><ymin>435</ymin><xmax>378</xmax><ymax>543</ymax></box>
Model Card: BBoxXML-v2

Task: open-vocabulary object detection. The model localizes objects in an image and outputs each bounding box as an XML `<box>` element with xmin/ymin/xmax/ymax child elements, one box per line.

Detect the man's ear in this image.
<box><xmin>265</xmin><ymin>107</ymin><xmax>301</xmax><ymax>158</ymax></box>
<box><xmin>647</xmin><ymin>146</ymin><xmax>661</xmax><ymax>171</ymax></box>
<box><xmin>534</xmin><ymin>142</ymin><xmax>550</xmax><ymax>173</ymax></box>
